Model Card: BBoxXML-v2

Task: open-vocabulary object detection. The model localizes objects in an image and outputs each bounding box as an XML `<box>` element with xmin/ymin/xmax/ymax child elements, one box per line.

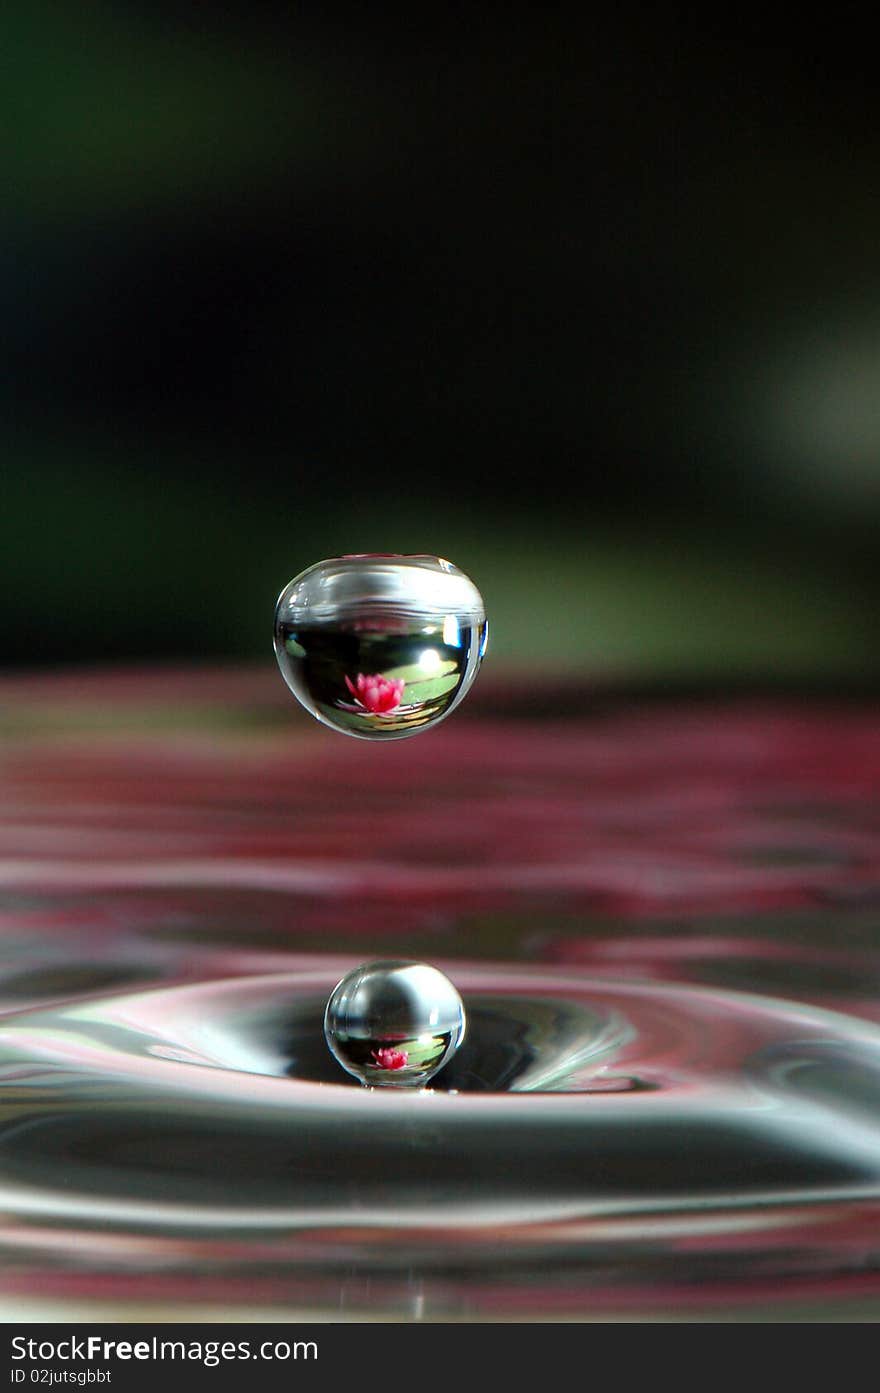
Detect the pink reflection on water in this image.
<box><xmin>2</xmin><ymin>677</ymin><xmax>879</xmax><ymax>924</ymax></box>
<box><xmin>2</xmin><ymin>670</ymin><xmax>880</xmax><ymax>1022</ymax></box>
<box><xmin>3</xmin><ymin>668</ymin><xmax>880</xmax><ymax>1316</ymax></box>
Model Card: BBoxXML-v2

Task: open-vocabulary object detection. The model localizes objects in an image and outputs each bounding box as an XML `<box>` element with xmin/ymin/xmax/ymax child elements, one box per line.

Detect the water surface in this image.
<box><xmin>1</xmin><ymin>667</ymin><xmax>879</xmax><ymax>1319</ymax></box>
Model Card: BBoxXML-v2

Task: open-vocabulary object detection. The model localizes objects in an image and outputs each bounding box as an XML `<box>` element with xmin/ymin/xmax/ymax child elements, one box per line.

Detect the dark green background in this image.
<box><xmin>3</xmin><ymin>5</ymin><xmax>878</xmax><ymax>678</ymax></box>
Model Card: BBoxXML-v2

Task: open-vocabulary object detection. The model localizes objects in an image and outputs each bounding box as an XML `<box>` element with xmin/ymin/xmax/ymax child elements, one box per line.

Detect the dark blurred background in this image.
<box><xmin>3</xmin><ymin>4</ymin><xmax>878</xmax><ymax>679</ymax></box>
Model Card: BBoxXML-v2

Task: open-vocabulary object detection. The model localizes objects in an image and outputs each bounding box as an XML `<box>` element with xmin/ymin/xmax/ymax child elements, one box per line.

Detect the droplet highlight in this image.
<box><xmin>324</xmin><ymin>960</ymin><xmax>467</xmax><ymax>1088</ymax></box>
<box><xmin>273</xmin><ymin>554</ymin><xmax>487</xmax><ymax>739</ymax></box>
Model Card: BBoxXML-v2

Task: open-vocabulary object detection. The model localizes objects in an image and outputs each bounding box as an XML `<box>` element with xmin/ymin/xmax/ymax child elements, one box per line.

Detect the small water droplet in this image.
<box><xmin>324</xmin><ymin>960</ymin><xmax>466</xmax><ymax>1088</ymax></box>
<box><xmin>273</xmin><ymin>554</ymin><xmax>487</xmax><ymax>739</ymax></box>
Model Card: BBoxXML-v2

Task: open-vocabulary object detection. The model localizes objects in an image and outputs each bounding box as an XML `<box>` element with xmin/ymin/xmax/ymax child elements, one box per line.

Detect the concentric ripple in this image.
<box><xmin>3</xmin><ymin>669</ymin><xmax>880</xmax><ymax>1318</ymax></box>
<box><xmin>3</xmin><ymin>966</ymin><xmax>880</xmax><ymax>1263</ymax></box>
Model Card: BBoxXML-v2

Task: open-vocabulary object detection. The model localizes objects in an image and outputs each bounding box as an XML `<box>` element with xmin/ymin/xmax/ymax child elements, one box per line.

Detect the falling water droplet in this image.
<box><xmin>273</xmin><ymin>554</ymin><xmax>487</xmax><ymax>739</ymax></box>
<box><xmin>324</xmin><ymin>960</ymin><xmax>466</xmax><ymax>1088</ymax></box>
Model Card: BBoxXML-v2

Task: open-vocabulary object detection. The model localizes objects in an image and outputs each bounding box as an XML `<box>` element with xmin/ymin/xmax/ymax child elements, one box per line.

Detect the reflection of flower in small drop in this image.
<box><xmin>371</xmin><ymin>1046</ymin><xmax>409</xmax><ymax>1070</ymax></box>
<box><xmin>345</xmin><ymin>673</ymin><xmax>405</xmax><ymax>715</ymax></box>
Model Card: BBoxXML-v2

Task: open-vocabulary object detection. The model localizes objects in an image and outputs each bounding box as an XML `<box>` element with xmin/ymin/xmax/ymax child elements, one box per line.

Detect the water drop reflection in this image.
<box><xmin>273</xmin><ymin>555</ymin><xmax>487</xmax><ymax>740</ymax></box>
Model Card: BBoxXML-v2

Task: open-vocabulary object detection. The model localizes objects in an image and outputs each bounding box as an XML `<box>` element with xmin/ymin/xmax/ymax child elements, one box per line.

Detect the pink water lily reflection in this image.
<box><xmin>344</xmin><ymin>673</ymin><xmax>406</xmax><ymax>715</ymax></box>
<box><xmin>371</xmin><ymin>1046</ymin><xmax>409</xmax><ymax>1070</ymax></box>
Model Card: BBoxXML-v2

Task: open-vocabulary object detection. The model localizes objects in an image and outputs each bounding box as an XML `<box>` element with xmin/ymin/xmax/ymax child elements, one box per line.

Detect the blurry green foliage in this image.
<box><xmin>2</xmin><ymin>5</ymin><xmax>879</xmax><ymax>680</ymax></box>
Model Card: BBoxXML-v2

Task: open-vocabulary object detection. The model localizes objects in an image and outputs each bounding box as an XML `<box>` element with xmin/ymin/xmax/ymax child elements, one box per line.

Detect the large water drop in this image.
<box><xmin>273</xmin><ymin>554</ymin><xmax>487</xmax><ymax>739</ymax></box>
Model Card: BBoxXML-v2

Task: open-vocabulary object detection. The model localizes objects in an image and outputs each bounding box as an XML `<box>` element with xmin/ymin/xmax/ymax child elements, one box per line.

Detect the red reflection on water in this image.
<box><xmin>3</xmin><ymin>668</ymin><xmax>880</xmax><ymax>1317</ymax></box>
